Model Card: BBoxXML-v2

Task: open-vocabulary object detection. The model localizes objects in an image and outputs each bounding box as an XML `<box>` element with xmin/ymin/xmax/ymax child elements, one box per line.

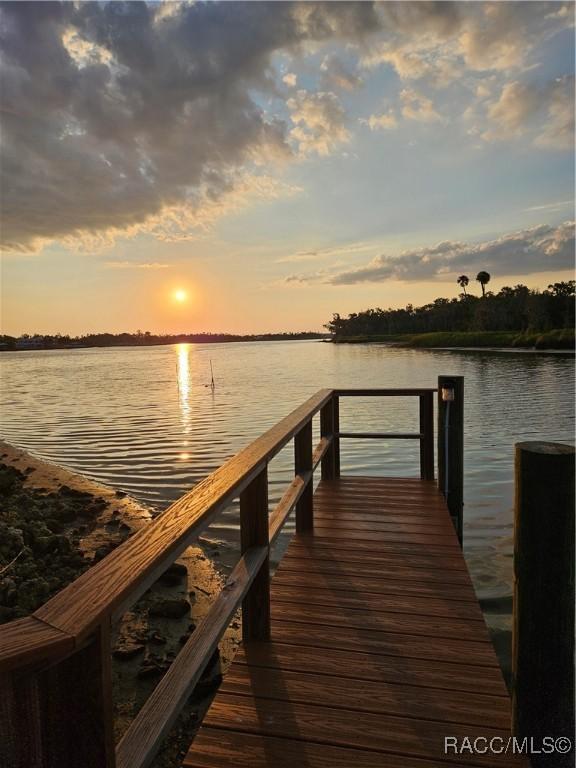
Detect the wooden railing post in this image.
<box><xmin>512</xmin><ymin>442</ymin><xmax>575</xmax><ymax>765</ymax></box>
<box><xmin>320</xmin><ymin>396</ymin><xmax>336</xmax><ymax>481</ymax></box>
<box><xmin>437</xmin><ymin>376</ymin><xmax>464</xmax><ymax>544</ymax></box>
<box><xmin>2</xmin><ymin>621</ymin><xmax>116</xmax><ymax>768</ymax></box>
<box><xmin>419</xmin><ymin>391</ymin><xmax>434</xmax><ymax>480</ymax></box>
<box><xmin>333</xmin><ymin>395</ymin><xmax>340</xmax><ymax>478</ymax></box>
<box><xmin>295</xmin><ymin>420</ymin><xmax>313</xmax><ymax>532</ymax></box>
<box><xmin>239</xmin><ymin>467</ymin><xmax>270</xmax><ymax>641</ymax></box>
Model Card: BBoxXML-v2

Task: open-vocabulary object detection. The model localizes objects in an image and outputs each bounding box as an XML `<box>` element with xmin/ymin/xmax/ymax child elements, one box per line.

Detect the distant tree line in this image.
<box><xmin>0</xmin><ymin>330</ymin><xmax>327</xmax><ymax>351</ymax></box>
<box><xmin>326</xmin><ymin>277</ymin><xmax>575</xmax><ymax>337</ymax></box>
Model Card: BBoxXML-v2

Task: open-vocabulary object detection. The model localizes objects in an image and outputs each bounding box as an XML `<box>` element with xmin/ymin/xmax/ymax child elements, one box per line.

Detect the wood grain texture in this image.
<box><xmin>275</xmin><ymin>562</ymin><xmax>475</xmax><ymax>593</ymax></box>
<box><xmin>270</xmin><ymin>620</ymin><xmax>499</xmax><ymax>667</ymax></box>
<box><xmin>234</xmin><ymin>640</ymin><xmax>506</xmax><ymax>694</ymax></box>
<box><xmin>219</xmin><ymin>665</ymin><xmax>510</xmax><ymax>728</ymax></box>
<box><xmin>0</xmin><ymin>616</ymin><xmax>74</xmax><ymax>674</ymax></box>
<box><xmin>186</xmin><ymin>477</ymin><xmax>519</xmax><ymax>768</ymax></box>
<box><xmin>185</xmin><ymin>729</ymin><xmax>476</xmax><ymax>768</ymax></box>
<box><xmin>270</xmin><ymin>584</ymin><xmax>485</xmax><ymax>619</ymax></box>
<box><xmin>202</xmin><ymin>693</ymin><xmax>523</xmax><ymax>767</ymax></box>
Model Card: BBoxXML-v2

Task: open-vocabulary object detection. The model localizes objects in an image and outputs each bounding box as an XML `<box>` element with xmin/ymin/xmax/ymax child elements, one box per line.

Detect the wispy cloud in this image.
<box><xmin>277</xmin><ymin>241</ymin><xmax>374</xmax><ymax>264</ymax></box>
<box><xmin>104</xmin><ymin>261</ymin><xmax>171</xmax><ymax>270</ymax></box>
<box><xmin>524</xmin><ymin>200</ymin><xmax>574</xmax><ymax>212</ymax></box>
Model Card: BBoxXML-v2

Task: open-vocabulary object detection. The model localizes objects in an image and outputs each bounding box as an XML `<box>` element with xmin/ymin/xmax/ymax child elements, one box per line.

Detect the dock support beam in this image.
<box><xmin>512</xmin><ymin>442</ymin><xmax>575</xmax><ymax>767</ymax></box>
<box><xmin>240</xmin><ymin>467</ymin><xmax>270</xmax><ymax>641</ymax></box>
<box><xmin>437</xmin><ymin>376</ymin><xmax>464</xmax><ymax>545</ymax></box>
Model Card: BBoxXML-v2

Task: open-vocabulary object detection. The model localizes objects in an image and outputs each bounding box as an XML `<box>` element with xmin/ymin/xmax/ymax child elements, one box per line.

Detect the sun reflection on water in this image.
<box><xmin>176</xmin><ymin>344</ymin><xmax>191</xmax><ymax>434</ymax></box>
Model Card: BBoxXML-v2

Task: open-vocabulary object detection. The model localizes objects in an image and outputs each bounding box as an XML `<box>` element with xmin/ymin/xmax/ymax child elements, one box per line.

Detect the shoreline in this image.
<box><xmin>0</xmin><ymin>442</ymin><xmax>240</xmax><ymax>767</ymax></box>
<box><xmin>329</xmin><ymin>329</ymin><xmax>575</xmax><ymax>353</ymax></box>
<box><xmin>330</xmin><ymin>340</ymin><xmax>575</xmax><ymax>354</ymax></box>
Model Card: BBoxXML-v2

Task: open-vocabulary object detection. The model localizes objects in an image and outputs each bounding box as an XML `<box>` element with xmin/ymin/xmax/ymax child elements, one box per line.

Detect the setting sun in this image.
<box><xmin>173</xmin><ymin>289</ymin><xmax>188</xmax><ymax>303</ymax></box>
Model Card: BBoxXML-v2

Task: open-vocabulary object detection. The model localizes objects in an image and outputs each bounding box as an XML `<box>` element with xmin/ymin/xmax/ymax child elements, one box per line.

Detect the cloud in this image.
<box><xmin>0</xmin><ymin>1</ymin><xmax>378</xmax><ymax>252</ymax></box>
<box><xmin>524</xmin><ymin>200</ymin><xmax>574</xmax><ymax>213</ymax></box>
<box><xmin>282</xmin><ymin>72</ymin><xmax>298</xmax><ymax>88</ymax></box>
<box><xmin>320</xmin><ymin>54</ymin><xmax>363</xmax><ymax>91</ymax></box>
<box><xmin>104</xmin><ymin>261</ymin><xmax>170</xmax><ymax>269</ymax></box>
<box><xmin>277</xmin><ymin>240</ymin><xmax>374</xmax><ymax>263</ymax></box>
<box><xmin>360</xmin><ymin>109</ymin><xmax>398</xmax><ymax>131</ymax></box>
<box><xmin>481</xmin><ymin>76</ymin><xmax>574</xmax><ymax>149</ymax></box>
<box><xmin>287</xmin><ymin>89</ymin><xmax>350</xmax><ymax>156</ymax></box>
<box><xmin>400</xmin><ymin>88</ymin><xmax>443</xmax><ymax>123</ymax></box>
<box><xmin>310</xmin><ymin>221</ymin><xmax>575</xmax><ymax>284</ymax></box>
<box><xmin>365</xmin><ymin>1</ymin><xmax>572</xmax><ymax>77</ymax></box>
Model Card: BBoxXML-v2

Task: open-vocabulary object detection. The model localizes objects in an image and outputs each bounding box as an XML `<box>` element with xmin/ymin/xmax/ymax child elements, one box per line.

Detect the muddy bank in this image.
<box><xmin>0</xmin><ymin>442</ymin><xmax>240</xmax><ymax>767</ymax></box>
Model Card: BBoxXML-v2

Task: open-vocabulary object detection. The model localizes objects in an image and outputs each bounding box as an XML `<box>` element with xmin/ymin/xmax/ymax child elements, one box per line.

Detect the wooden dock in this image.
<box><xmin>185</xmin><ymin>477</ymin><xmax>522</xmax><ymax>768</ymax></box>
<box><xmin>1</xmin><ymin>383</ymin><xmax>530</xmax><ymax>768</ymax></box>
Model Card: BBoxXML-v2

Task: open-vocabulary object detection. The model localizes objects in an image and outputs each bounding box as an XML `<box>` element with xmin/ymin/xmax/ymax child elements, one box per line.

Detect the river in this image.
<box><xmin>1</xmin><ymin>340</ymin><xmax>573</xmax><ymax>668</ymax></box>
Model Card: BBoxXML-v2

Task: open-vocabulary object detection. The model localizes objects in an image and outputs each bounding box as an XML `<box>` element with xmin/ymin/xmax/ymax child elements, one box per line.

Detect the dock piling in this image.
<box><xmin>512</xmin><ymin>441</ymin><xmax>575</xmax><ymax>767</ymax></box>
<box><xmin>437</xmin><ymin>375</ymin><xmax>464</xmax><ymax>544</ymax></box>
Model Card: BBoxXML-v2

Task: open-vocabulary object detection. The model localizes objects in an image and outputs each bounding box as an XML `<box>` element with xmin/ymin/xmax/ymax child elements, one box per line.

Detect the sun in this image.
<box><xmin>173</xmin><ymin>289</ymin><xmax>188</xmax><ymax>303</ymax></box>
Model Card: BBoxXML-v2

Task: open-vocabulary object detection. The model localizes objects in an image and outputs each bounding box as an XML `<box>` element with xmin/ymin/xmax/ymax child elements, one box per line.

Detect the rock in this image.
<box><xmin>93</xmin><ymin>543</ymin><xmax>115</xmax><ymax>562</ymax></box>
<box><xmin>137</xmin><ymin>653</ymin><xmax>169</xmax><ymax>679</ymax></box>
<box><xmin>115</xmin><ymin>490</ymin><xmax>127</xmax><ymax>498</ymax></box>
<box><xmin>58</xmin><ymin>485</ymin><xmax>91</xmax><ymax>499</ymax></box>
<box><xmin>119</xmin><ymin>522</ymin><xmax>131</xmax><ymax>533</ymax></box>
<box><xmin>148</xmin><ymin>598</ymin><xmax>190</xmax><ymax>619</ymax></box>
<box><xmin>147</xmin><ymin>630</ymin><xmax>167</xmax><ymax>645</ymax></box>
<box><xmin>157</xmin><ymin>562</ymin><xmax>188</xmax><ymax>586</ymax></box>
<box><xmin>113</xmin><ymin>640</ymin><xmax>146</xmax><ymax>660</ymax></box>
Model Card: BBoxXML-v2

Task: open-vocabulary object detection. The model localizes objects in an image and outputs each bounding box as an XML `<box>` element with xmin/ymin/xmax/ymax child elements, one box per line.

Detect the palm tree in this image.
<box><xmin>457</xmin><ymin>275</ymin><xmax>469</xmax><ymax>296</ymax></box>
<box><xmin>476</xmin><ymin>271</ymin><xmax>491</xmax><ymax>297</ymax></box>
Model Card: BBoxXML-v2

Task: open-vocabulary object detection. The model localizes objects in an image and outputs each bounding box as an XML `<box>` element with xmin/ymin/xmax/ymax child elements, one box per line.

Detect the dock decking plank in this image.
<box><xmin>185</xmin><ymin>477</ymin><xmax>519</xmax><ymax>767</ymax></box>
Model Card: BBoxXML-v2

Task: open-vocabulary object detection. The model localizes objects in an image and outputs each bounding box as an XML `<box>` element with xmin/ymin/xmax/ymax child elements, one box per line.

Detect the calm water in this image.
<box><xmin>1</xmin><ymin>341</ymin><xmax>573</xmax><ymax>633</ymax></box>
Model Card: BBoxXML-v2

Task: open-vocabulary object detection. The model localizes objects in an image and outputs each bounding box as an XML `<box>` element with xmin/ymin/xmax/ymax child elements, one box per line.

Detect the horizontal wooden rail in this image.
<box><xmin>116</xmin><ymin>546</ymin><xmax>267</xmax><ymax>768</ymax></box>
<box><xmin>335</xmin><ymin>388</ymin><xmax>436</xmax><ymax>397</ymax></box>
<box><xmin>268</xmin><ymin>434</ymin><xmax>332</xmax><ymax>545</ymax></box>
<box><xmin>312</xmin><ymin>435</ymin><xmax>332</xmax><ymax>470</ymax></box>
<box><xmin>338</xmin><ymin>432</ymin><xmax>422</xmax><ymax>440</ymax></box>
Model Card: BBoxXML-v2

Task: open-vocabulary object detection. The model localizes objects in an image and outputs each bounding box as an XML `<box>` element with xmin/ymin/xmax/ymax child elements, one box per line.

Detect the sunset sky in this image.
<box><xmin>1</xmin><ymin>1</ymin><xmax>574</xmax><ymax>336</ymax></box>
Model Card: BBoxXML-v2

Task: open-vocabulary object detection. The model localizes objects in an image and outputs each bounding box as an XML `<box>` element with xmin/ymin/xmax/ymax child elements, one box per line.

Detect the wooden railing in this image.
<box><xmin>0</xmin><ymin>383</ymin><xmax>462</xmax><ymax>768</ymax></box>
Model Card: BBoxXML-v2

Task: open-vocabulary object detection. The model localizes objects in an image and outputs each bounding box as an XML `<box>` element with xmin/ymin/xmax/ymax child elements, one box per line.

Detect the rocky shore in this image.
<box><xmin>0</xmin><ymin>442</ymin><xmax>240</xmax><ymax>767</ymax></box>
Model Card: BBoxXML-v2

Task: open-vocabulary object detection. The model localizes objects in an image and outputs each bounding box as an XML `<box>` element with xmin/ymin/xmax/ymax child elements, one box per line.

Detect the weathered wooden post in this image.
<box><xmin>0</xmin><ymin>621</ymin><xmax>116</xmax><ymax>768</ymax></box>
<box><xmin>512</xmin><ymin>442</ymin><xmax>575</xmax><ymax>767</ymax></box>
<box><xmin>437</xmin><ymin>376</ymin><xmax>464</xmax><ymax>544</ymax></box>
<box><xmin>419</xmin><ymin>391</ymin><xmax>434</xmax><ymax>481</ymax></box>
<box><xmin>295</xmin><ymin>419</ymin><xmax>313</xmax><ymax>531</ymax></box>
<box><xmin>239</xmin><ymin>467</ymin><xmax>270</xmax><ymax>641</ymax></box>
